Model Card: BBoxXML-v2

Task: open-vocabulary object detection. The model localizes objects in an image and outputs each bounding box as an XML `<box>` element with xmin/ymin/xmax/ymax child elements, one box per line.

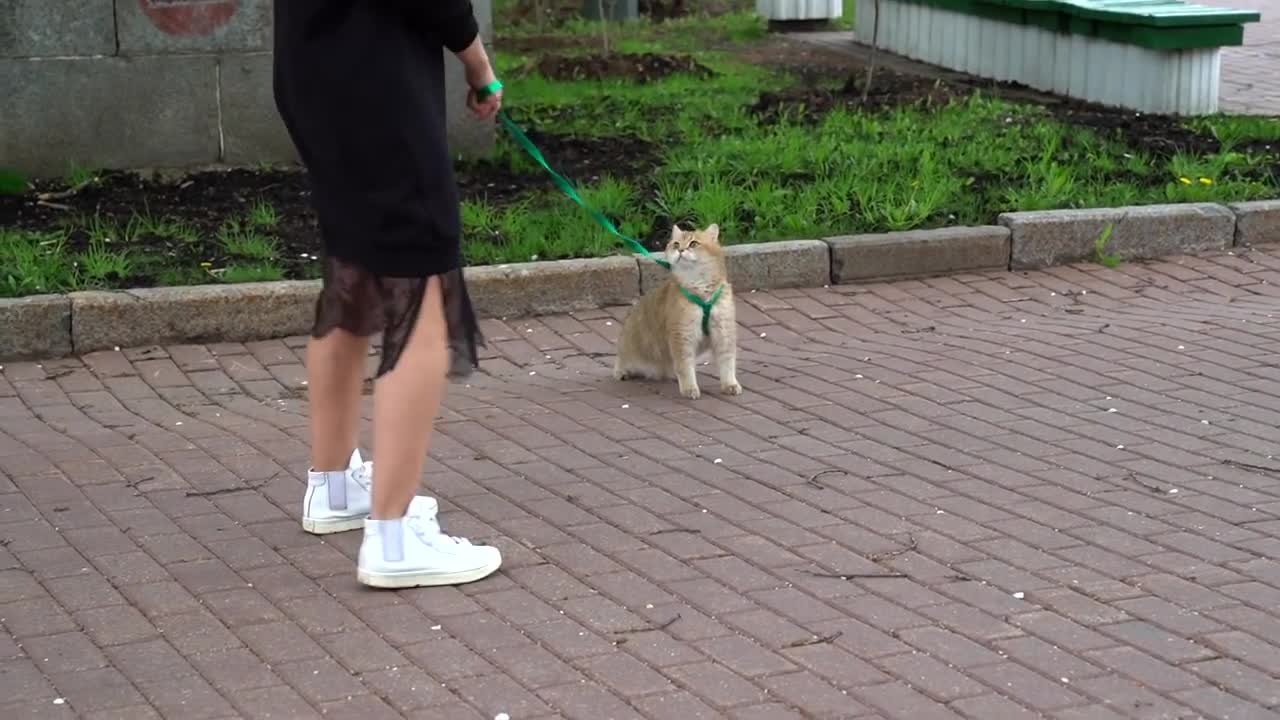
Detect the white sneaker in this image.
<box><xmin>302</xmin><ymin>449</ymin><xmax>372</xmax><ymax>534</ymax></box>
<box><xmin>357</xmin><ymin>496</ymin><xmax>502</xmax><ymax>589</ymax></box>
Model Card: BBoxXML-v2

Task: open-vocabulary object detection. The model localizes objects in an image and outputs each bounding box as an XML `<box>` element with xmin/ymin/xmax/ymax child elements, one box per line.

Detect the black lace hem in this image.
<box><xmin>311</xmin><ymin>255</ymin><xmax>482</xmax><ymax>379</ymax></box>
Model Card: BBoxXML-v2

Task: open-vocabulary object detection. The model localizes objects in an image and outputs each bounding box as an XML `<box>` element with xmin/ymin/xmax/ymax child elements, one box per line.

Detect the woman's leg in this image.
<box><xmin>301</xmin><ymin>327</ymin><xmax>373</xmax><ymax>535</ymax></box>
<box><xmin>357</xmin><ymin>274</ymin><xmax>501</xmax><ymax>588</ymax></box>
<box><xmin>370</xmin><ymin>276</ymin><xmax>449</xmax><ymax>519</ymax></box>
<box><xmin>307</xmin><ymin>329</ymin><xmax>369</xmax><ymax>471</ymax></box>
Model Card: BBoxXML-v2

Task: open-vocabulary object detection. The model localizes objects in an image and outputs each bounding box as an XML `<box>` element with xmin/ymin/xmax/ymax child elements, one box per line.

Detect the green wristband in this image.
<box><xmin>476</xmin><ymin>80</ymin><xmax>503</xmax><ymax>101</ymax></box>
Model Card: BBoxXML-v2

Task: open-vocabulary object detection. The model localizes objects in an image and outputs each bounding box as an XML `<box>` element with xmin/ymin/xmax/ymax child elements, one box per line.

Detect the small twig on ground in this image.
<box><xmin>1224</xmin><ymin>459</ymin><xmax>1280</xmax><ymax>475</ymax></box>
<box><xmin>185</xmin><ymin>480</ymin><xmax>266</xmax><ymax>497</ymax></box>
<box><xmin>36</xmin><ymin>183</ymin><xmax>93</xmax><ymax>202</ymax></box>
<box><xmin>1123</xmin><ymin>471</ymin><xmax>1165</xmax><ymax>494</ymax></box>
<box><xmin>612</xmin><ymin>613</ymin><xmax>681</xmax><ymax>638</ymax></box>
<box><xmin>1233</xmin><ymin>516</ymin><xmax>1280</xmax><ymax>527</ymax></box>
<box><xmin>786</xmin><ymin>631</ymin><xmax>843</xmax><ymax>648</ymax></box>
<box><xmin>807</xmin><ymin>468</ymin><xmax>847</xmax><ymax>489</ymax></box>
<box><xmin>870</xmin><ymin>534</ymin><xmax>917</xmax><ymax>563</ymax></box>
<box><xmin>801</xmin><ymin>569</ymin><xmax>908</xmax><ymax>580</ymax></box>
<box><xmin>649</xmin><ymin>527</ymin><xmax>700</xmax><ymax>536</ymax></box>
<box><xmin>36</xmin><ymin>200</ymin><xmax>72</xmax><ymax>211</ymax></box>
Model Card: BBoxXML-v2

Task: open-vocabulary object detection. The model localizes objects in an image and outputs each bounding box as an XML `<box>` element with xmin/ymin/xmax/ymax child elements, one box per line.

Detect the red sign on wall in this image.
<box><xmin>139</xmin><ymin>0</ymin><xmax>240</xmax><ymax>36</ymax></box>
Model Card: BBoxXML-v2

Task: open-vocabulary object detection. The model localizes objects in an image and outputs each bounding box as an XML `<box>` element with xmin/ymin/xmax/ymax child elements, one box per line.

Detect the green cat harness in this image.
<box><xmin>682</xmin><ymin>284</ymin><xmax>723</xmax><ymax>337</ymax></box>
<box><xmin>477</xmin><ymin>80</ymin><xmax>724</xmax><ymax>335</ymax></box>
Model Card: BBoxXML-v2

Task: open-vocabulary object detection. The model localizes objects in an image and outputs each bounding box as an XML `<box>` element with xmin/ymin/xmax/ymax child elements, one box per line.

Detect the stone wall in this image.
<box><xmin>0</xmin><ymin>0</ymin><xmax>495</xmax><ymax>178</ymax></box>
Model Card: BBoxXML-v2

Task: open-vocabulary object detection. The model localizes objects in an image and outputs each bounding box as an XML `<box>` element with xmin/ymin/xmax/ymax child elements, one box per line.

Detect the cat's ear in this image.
<box><xmin>705</xmin><ymin>223</ymin><xmax>720</xmax><ymax>242</ymax></box>
<box><xmin>670</xmin><ymin>225</ymin><xmax>684</xmax><ymax>242</ymax></box>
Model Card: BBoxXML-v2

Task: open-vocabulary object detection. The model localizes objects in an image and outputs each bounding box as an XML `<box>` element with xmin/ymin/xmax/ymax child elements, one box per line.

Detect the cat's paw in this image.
<box><xmin>679</xmin><ymin>384</ymin><xmax>701</xmax><ymax>400</ymax></box>
<box><xmin>721</xmin><ymin>381</ymin><xmax>743</xmax><ymax>396</ymax></box>
<box><xmin>613</xmin><ymin>367</ymin><xmax>628</xmax><ymax>381</ymax></box>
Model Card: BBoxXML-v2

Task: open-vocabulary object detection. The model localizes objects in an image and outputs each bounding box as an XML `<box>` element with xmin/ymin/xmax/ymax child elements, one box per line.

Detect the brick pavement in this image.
<box><xmin>1216</xmin><ymin>0</ymin><xmax>1280</xmax><ymax>114</ymax></box>
<box><xmin>3</xmin><ymin>248</ymin><xmax>1280</xmax><ymax>719</ymax></box>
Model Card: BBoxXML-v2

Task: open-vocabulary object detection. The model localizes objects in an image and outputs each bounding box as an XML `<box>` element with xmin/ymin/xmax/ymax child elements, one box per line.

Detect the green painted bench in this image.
<box><xmin>853</xmin><ymin>0</ymin><xmax>1261</xmax><ymax>113</ymax></box>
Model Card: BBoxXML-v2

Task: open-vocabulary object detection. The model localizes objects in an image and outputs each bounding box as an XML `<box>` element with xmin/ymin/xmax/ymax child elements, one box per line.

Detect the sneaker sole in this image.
<box><xmin>302</xmin><ymin>515</ymin><xmax>366</xmax><ymax>535</ymax></box>
<box><xmin>357</xmin><ymin>558</ymin><xmax>502</xmax><ymax>589</ymax></box>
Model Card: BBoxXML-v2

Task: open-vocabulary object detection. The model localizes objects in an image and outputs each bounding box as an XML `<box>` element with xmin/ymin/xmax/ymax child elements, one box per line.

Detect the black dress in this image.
<box><xmin>272</xmin><ymin>0</ymin><xmax>482</xmax><ymax>378</ymax></box>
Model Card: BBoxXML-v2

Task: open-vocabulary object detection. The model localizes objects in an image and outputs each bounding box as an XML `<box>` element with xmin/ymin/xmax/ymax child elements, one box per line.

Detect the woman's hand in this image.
<box><xmin>455</xmin><ymin>37</ymin><xmax>502</xmax><ymax>120</ymax></box>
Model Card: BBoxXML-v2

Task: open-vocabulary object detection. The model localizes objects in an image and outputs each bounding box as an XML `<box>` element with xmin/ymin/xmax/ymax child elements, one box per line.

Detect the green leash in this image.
<box><xmin>476</xmin><ymin>81</ymin><xmax>723</xmax><ymax>335</ymax></box>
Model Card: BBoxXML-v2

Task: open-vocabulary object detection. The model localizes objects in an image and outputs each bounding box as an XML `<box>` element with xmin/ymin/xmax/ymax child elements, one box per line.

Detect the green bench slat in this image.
<box><xmin>981</xmin><ymin>0</ymin><xmax>1260</xmax><ymax>24</ymax></box>
<box><xmin>896</xmin><ymin>0</ymin><xmax>1258</xmax><ymax>48</ymax></box>
<box><xmin>1062</xmin><ymin>0</ymin><xmax>1261</xmax><ymax>26</ymax></box>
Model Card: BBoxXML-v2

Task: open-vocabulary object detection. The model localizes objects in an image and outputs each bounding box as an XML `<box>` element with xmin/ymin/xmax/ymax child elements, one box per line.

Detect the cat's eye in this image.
<box><xmin>688</xmin><ymin>240</ymin><xmax>700</xmax><ymax>248</ymax></box>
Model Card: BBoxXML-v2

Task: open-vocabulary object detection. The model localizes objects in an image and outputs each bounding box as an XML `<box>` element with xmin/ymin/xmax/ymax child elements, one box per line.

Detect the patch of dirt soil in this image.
<box><xmin>2</xmin><ymin>169</ymin><xmax>325</xmax><ymax>285</ymax></box>
<box><xmin>535</xmin><ymin>52</ymin><xmax>713</xmax><ymax>82</ymax></box>
<box><xmin>750</xmin><ymin>68</ymin><xmax>964</xmax><ymax>120</ymax></box>
<box><xmin>1042</xmin><ymin>101</ymin><xmax>1223</xmax><ymax>159</ymax></box>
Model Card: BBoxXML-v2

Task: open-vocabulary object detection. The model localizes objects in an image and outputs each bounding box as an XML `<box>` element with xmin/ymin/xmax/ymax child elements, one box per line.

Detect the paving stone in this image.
<box><xmin>2</xmin><ymin>250</ymin><xmax>1280</xmax><ymax>718</ymax></box>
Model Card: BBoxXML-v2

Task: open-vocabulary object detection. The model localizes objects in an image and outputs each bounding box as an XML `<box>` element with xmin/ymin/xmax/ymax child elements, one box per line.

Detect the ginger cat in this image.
<box><xmin>614</xmin><ymin>223</ymin><xmax>742</xmax><ymax>399</ymax></box>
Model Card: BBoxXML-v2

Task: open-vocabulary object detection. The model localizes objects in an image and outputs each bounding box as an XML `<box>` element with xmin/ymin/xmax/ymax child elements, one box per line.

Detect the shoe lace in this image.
<box><xmin>350</xmin><ymin>461</ymin><xmax>373</xmax><ymax>491</ymax></box>
<box><xmin>407</xmin><ymin>512</ymin><xmax>474</xmax><ymax>548</ymax></box>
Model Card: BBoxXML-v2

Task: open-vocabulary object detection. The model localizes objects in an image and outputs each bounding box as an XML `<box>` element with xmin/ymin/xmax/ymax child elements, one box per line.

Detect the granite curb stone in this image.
<box><xmin>3</xmin><ymin>204</ymin><xmax>1269</xmax><ymax>361</ymax></box>
<box><xmin>0</xmin><ymin>295</ymin><xmax>73</xmax><ymax>360</ymax></box>
<box><xmin>827</xmin><ymin>226</ymin><xmax>1010</xmax><ymax>283</ymax></box>
<box><xmin>1229</xmin><ymin>200</ymin><xmax>1280</xmax><ymax>247</ymax></box>
<box><xmin>70</xmin><ymin>282</ymin><xmax>322</xmax><ymax>354</ymax></box>
<box><xmin>464</xmin><ymin>256</ymin><xmax>640</xmax><ymax>319</ymax></box>
<box><xmin>1001</xmin><ymin>203</ymin><xmax>1235</xmax><ymax>270</ymax></box>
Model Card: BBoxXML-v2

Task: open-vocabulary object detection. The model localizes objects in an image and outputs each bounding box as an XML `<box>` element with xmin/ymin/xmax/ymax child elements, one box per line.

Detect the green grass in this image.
<box><xmin>1189</xmin><ymin>116</ymin><xmax>1280</xmax><ymax>146</ymax></box>
<box><xmin>64</xmin><ymin>162</ymin><xmax>99</xmax><ymax>190</ymax></box>
<box><xmin>0</xmin><ymin>229</ymin><xmax>79</xmax><ymax>297</ymax></box>
<box><xmin>459</xmin><ymin>59</ymin><xmax>1278</xmax><ymax>263</ymax></box>
<box><xmin>1094</xmin><ymin>222</ymin><xmax>1121</xmax><ymax>268</ymax></box>
<box><xmin>0</xmin><ymin>201</ymin><xmax>295</xmax><ymax>297</ymax></box>
<box><xmin>217</xmin><ymin>219</ymin><xmax>279</xmax><ymax>260</ymax></box>
<box><xmin>219</xmin><ymin>261</ymin><xmax>285</xmax><ymax>283</ymax></box>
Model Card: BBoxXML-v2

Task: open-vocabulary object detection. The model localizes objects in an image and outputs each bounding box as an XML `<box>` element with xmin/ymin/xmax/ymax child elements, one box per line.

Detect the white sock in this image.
<box><xmin>369</xmin><ymin>518</ymin><xmax>405</xmax><ymax>562</ymax></box>
<box><xmin>325</xmin><ymin>470</ymin><xmax>347</xmax><ymax>511</ymax></box>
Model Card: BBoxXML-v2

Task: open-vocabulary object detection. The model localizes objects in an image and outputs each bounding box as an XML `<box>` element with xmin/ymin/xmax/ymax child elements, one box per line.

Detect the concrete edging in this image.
<box><xmin>2</xmin><ymin>201</ymin><xmax>1276</xmax><ymax>361</ymax></box>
